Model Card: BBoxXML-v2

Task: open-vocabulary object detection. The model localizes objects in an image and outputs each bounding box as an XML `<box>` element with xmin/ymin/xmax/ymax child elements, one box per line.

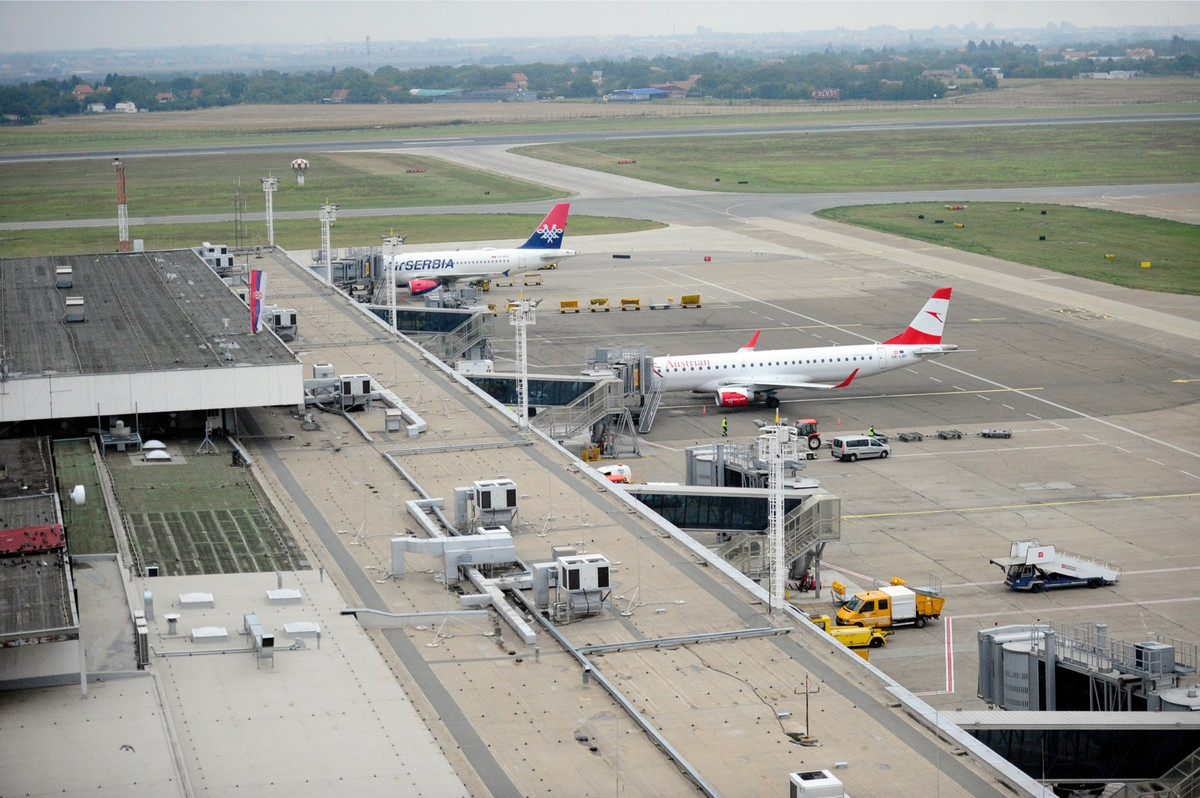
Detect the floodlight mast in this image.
<box><xmin>760</xmin><ymin>423</ymin><xmax>798</xmax><ymax>614</ymax></box>
<box><xmin>113</xmin><ymin>158</ymin><xmax>130</xmax><ymax>252</ymax></box>
<box><xmin>318</xmin><ymin>201</ymin><xmax>339</xmax><ymax>285</ymax></box>
<box><xmin>260</xmin><ymin>175</ymin><xmax>279</xmax><ymax>248</ymax></box>
<box><xmin>381</xmin><ymin>232</ymin><xmax>405</xmax><ymax>331</ymax></box>
<box><xmin>507</xmin><ymin>296</ymin><xmax>541</xmax><ymax>430</ymax></box>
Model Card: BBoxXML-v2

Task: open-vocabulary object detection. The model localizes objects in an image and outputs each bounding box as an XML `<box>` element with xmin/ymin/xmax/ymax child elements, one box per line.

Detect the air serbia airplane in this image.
<box><xmin>652</xmin><ymin>287</ymin><xmax>958</xmax><ymax>408</ymax></box>
<box><xmin>388</xmin><ymin>203</ymin><xmax>577</xmax><ymax>296</ymax></box>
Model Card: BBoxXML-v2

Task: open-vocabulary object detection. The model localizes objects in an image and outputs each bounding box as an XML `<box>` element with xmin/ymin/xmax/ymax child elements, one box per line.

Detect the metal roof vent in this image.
<box><xmin>63</xmin><ymin>296</ymin><xmax>85</xmax><ymax>323</ymax></box>
<box><xmin>55</xmin><ymin>266</ymin><xmax>73</xmax><ymax>289</ymax></box>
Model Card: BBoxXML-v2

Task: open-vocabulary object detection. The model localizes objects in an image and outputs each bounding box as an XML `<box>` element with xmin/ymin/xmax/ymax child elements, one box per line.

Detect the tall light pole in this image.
<box><xmin>381</xmin><ymin>232</ymin><xmax>405</xmax><ymax>331</ymax></box>
<box><xmin>113</xmin><ymin>158</ymin><xmax>130</xmax><ymax>252</ymax></box>
<box><xmin>760</xmin><ymin>422</ymin><xmax>798</xmax><ymax>614</ymax></box>
<box><xmin>260</xmin><ymin>175</ymin><xmax>278</xmax><ymax>248</ymax></box>
<box><xmin>507</xmin><ymin>295</ymin><xmax>541</xmax><ymax>430</ymax></box>
<box><xmin>319</xmin><ymin>200</ymin><xmax>339</xmax><ymax>285</ymax></box>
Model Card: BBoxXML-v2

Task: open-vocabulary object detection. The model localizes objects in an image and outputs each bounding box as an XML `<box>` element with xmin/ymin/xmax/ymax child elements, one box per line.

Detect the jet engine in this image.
<box><xmin>408</xmin><ymin>278</ymin><xmax>441</xmax><ymax>296</ymax></box>
<box><xmin>716</xmin><ymin>388</ymin><xmax>752</xmax><ymax>407</ymax></box>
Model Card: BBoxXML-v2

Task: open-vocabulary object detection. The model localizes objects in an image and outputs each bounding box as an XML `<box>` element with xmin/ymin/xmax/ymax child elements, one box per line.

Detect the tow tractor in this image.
<box><xmin>793</xmin><ymin>418</ymin><xmax>823</xmax><ymax>450</ymax></box>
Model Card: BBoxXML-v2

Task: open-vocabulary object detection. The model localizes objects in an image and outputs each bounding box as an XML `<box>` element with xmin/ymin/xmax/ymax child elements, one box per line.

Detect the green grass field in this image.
<box><xmin>517</xmin><ymin>121</ymin><xmax>1200</xmax><ymax>192</ymax></box>
<box><xmin>0</xmin><ymin>151</ymin><xmax>556</xmax><ymax>222</ymax></box>
<box><xmin>815</xmin><ymin>202</ymin><xmax>1200</xmax><ymax>294</ymax></box>
<box><xmin>3</xmin><ymin>108</ymin><xmax>1197</xmax><ymax>293</ymax></box>
<box><xmin>0</xmin><ymin>212</ymin><xmax>664</xmax><ymax>258</ymax></box>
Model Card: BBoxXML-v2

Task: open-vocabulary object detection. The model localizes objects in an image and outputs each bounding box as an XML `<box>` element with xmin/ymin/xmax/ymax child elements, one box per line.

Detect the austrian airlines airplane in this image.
<box><xmin>652</xmin><ymin>287</ymin><xmax>958</xmax><ymax>408</ymax></box>
<box><xmin>388</xmin><ymin>203</ymin><xmax>577</xmax><ymax>295</ymax></box>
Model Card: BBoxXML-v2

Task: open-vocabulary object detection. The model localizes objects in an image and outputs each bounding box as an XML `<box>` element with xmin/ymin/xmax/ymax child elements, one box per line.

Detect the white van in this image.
<box><xmin>829</xmin><ymin>435</ymin><xmax>891</xmax><ymax>462</ymax></box>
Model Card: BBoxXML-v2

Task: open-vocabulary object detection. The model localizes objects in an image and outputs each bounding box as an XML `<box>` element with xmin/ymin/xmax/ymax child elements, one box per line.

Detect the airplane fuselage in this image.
<box><xmin>389</xmin><ymin>247</ymin><xmax>577</xmax><ymax>287</ymax></box>
<box><xmin>654</xmin><ymin>342</ymin><xmax>953</xmax><ymax>394</ymax></box>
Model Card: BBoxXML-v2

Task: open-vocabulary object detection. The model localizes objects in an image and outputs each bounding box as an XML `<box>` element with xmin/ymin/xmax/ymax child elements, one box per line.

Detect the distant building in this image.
<box><xmin>649</xmin><ymin>83</ymin><xmax>689</xmax><ymax>98</ymax></box>
<box><xmin>114</xmin><ymin>101</ymin><xmax>137</xmax><ymax>113</ymax></box>
<box><xmin>1062</xmin><ymin>49</ymin><xmax>1094</xmax><ymax>62</ymax></box>
<box><xmin>1125</xmin><ymin>48</ymin><xmax>1155</xmax><ymax>59</ymax></box>
<box><xmin>921</xmin><ymin>69</ymin><xmax>956</xmax><ymax>81</ymax></box>
<box><xmin>324</xmin><ymin>89</ymin><xmax>349</xmax><ymax>103</ymax></box>
<box><xmin>155</xmin><ymin>92</ymin><xmax>175</xmax><ymax>103</ymax></box>
<box><xmin>604</xmin><ymin>87</ymin><xmax>670</xmax><ymax>103</ymax></box>
<box><xmin>72</xmin><ymin>84</ymin><xmax>94</xmax><ymax>99</ymax></box>
<box><xmin>87</xmin><ymin>102</ymin><xmax>106</xmax><ymax>113</ymax></box>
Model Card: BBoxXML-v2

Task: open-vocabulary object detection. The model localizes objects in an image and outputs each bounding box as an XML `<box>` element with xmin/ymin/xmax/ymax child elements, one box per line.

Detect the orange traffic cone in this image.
<box><xmin>836</xmin><ymin>417</ymin><xmax>841</xmax><ymax>426</ymax></box>
<box><xmin>702</xmin><ymin>405</ymin><xmax>707</xmax><ymax>415</ymax></box>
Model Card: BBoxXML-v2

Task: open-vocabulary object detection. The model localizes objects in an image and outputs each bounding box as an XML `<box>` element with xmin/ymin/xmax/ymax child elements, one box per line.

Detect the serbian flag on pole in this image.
<box><xmin>250</xmin><ymin>269</ymin><xmax>267</xmax><ymax>333</ymax></box>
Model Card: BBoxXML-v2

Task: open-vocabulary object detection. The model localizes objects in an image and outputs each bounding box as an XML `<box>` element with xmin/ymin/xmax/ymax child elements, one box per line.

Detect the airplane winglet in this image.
<box><xmin>738</xmin><ymin>331</ymin><xmax>761</xmax><ymax>352</ymax></box>
<box><xmin>833</xmin><ymin>368</ymin><xmax>859</xmax><ymax>389</ymax></box>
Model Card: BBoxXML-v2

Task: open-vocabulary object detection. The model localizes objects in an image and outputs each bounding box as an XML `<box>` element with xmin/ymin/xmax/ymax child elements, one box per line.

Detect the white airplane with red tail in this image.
<box><xmin>388</xmin><ymin>203</ymin><xmax>576</xmax><ymax>296</ymax></box>
<box><xmin>652</xmin><ymin>287</ymin><xmax>958</xmax><ymax>408</ymax></box>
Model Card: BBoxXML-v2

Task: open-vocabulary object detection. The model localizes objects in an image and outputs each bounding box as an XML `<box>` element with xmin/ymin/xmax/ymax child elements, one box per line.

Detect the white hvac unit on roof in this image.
<box><xmin>788</xmin><ymin>769</ymin><xmax>844</xmax><ymax>798</ymax></box>
<box><xmin>557</xmin><ymin>554</ymin><xmax>611</xmax><ymax>592</ymax></box>
<box><xmin>473</xmin><ymin>479</ymin><xmax>517</xmax><ymax>512</ymax></box>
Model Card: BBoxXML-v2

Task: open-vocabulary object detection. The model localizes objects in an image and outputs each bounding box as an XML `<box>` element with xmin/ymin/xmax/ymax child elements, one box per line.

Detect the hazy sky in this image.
<box><xmin>2</xmin><ymin>1</ymin><xmax>1197</xmax><ymax>53</ymax></box>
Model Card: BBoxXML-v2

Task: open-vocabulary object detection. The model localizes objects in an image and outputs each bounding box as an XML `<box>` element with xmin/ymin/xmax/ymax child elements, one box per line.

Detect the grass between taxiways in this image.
<box><xmin>2</xmin><ymin>109</ymin><xmax>1196</xmax><ymax>293</ymax></box>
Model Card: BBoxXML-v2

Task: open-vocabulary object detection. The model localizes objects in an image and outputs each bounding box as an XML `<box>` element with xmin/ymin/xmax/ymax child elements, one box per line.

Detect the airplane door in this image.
<box><xmin>876</xmin><ymin>346</ymin><xmax>888</xmax><ymax>370</ymax></box>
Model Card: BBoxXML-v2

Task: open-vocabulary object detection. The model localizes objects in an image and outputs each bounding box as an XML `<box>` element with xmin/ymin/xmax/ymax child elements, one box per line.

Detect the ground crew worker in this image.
<box><xmin>722</xmin><ymin>417</ymin><xmax>728</xmax><ymax>437</ymax></box>
<box><xmin>868</xmin><ymin>424</ymin><xmax>875</xmax><ymax>437</ymax></box>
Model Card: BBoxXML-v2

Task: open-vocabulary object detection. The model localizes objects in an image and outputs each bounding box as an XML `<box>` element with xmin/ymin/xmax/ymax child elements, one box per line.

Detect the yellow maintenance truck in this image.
<box><xmin>835</xmin><ymin>577</ymin><xmax>945</xmax><ymax>629</ymax></box>
<box><xmin>808</xmin><ymin>614</ymin><xmax>889</xmax><ymax>648</ymax></box>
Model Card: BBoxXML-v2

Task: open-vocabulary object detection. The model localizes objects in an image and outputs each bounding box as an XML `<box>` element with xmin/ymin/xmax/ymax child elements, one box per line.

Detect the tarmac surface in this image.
<box><xmin>2</xmin><ymin>131</ymin><xmax>1198</xmax><ymax>798</ymax></box>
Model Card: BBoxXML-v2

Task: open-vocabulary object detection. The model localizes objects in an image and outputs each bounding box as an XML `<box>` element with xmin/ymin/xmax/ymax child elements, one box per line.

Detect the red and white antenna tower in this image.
<box><xmin>113</xmin><ymin>157</ymin><xmax>130</xmax><ymax>252</ymax></box>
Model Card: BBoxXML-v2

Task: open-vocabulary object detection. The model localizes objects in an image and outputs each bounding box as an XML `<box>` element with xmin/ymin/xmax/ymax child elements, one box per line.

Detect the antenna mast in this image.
<box><xmin>113</xmin><ymin>158</ymin><xmax>130</xmax><ymax>252</ymax></box>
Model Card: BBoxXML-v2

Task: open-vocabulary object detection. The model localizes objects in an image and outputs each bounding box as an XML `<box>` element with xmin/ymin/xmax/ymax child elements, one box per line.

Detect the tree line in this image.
<box><xmin>2</xmin><ymin>36</ymin><xmax>1197</xmax><ymax>123</ymax></box>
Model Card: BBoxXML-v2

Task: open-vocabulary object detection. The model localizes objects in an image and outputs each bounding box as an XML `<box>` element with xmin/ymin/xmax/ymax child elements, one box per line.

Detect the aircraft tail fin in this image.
<box><xmin>518</xmin><ymin>203</ymin><xmax>570</xmax><ymax>250</ymax></box>
<box><xmin>883</xmin><ymin>287</ymin><xmax>952</xmax><ymax>346</ymax></box>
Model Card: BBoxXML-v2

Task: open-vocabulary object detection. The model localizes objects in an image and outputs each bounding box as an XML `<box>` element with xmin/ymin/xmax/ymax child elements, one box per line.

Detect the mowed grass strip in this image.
<box><xmin>816</xmin><ymin>202</ymin><xmax>1200</xmax><ymax>294</ymax></box>
<box><xmin>0</xmin><ymin>212</ymin><xmax>663</xmax><ymax>258</ymax></box>
<box><xmin>517</xmin><ymin>121</ymin><xmax>1200</xmax><ymax>192</ymax></box>
<box><xmin>0</xmin><ymin>151</ymin><xmax>557</xmax><ymax>223</ymax></box>
<box><xmin>53</xmin><ymin>439</ymin><xmax>117</xmax><ymax>555</ymax></box>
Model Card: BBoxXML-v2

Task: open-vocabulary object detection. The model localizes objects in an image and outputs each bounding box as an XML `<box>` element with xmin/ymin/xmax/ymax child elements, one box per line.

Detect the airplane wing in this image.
<box><xmin>720</xmin><ymin>369</ymin><xmax>860</xmax><ymax>392</ymax></box>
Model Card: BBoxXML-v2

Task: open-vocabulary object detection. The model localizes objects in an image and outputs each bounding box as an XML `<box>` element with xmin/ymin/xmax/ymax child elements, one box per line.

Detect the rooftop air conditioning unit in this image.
<box><xmin>473</xmin><ymin>479</ymin><xmax>517</xmax><ymax>512</ymax></box>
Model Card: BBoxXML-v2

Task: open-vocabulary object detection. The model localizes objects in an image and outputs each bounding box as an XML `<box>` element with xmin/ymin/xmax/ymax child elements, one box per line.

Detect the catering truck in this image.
<box><xmin>990</xmin><ymin>540</ymin><xmax>1121</xmax><ymax>591</ymax></box>
<box><xmin>835</xmin><ymin>578</ymin><xmax>945</xmax><ymax>629</ymax></box>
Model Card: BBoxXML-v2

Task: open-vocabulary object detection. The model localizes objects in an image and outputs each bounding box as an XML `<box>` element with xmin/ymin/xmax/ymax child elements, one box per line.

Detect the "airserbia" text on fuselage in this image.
<box><xmin>397</xmin><ymin>258</ymin><xmax>456</xmax><ymax>271</ymax></box>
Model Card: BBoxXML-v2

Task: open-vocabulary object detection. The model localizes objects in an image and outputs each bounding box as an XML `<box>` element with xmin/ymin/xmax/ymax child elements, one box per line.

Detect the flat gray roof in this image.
<box><xmin>0</xmin><ymin>249</ymin><xmax>293</xmax><ymax>377</ymax></box>
<box><xmin>0</xmin><ymin>437</ymin><xmax>76</xmax><ymax>644</ymax></box>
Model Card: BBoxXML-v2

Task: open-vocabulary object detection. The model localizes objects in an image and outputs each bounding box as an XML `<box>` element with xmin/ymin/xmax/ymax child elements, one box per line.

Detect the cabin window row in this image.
<box><xmin>664</xmin><ymin>355</ymin><xmax>874</xmax><ymax>372</ymax></box>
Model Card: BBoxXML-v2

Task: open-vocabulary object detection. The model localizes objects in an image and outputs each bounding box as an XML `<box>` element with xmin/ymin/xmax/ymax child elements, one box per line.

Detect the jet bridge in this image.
<box><xmin>585</xmin><ymin>345</ymin><xmax>662</xmax><ymax>433</ymax></box>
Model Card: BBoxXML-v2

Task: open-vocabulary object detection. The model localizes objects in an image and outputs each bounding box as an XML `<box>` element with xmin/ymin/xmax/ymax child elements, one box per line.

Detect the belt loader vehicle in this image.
<box><xmin>990</xmin><ymin>540</ymin><xmax>1120</xmax><ymax>591</ymax></box>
